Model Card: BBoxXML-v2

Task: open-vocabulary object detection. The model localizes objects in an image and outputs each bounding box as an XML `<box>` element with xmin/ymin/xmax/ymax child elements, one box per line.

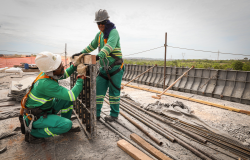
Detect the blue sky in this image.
<box><xmin>0</xmin><ymin>0</ymin><xmax>250</xmax><ymax>60</ymax></box>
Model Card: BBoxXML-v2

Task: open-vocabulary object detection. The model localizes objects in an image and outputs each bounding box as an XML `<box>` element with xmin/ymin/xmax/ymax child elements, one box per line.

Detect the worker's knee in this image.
<box><xmin>59</xmin><ymin>119</ymin><xmax>72</xmax><ymax>133</ymax></box>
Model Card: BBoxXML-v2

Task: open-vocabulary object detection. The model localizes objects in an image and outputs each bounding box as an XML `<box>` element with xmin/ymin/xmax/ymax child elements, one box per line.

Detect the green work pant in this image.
<box><xmin>25</xmin><ymin>99</ymin><xmax>73</xmax><ymax>138</ymax></box>
<box><xmin>96</xmin><ymin>65</ymin><xmax>124</xmax><ymax>117</ymax></box>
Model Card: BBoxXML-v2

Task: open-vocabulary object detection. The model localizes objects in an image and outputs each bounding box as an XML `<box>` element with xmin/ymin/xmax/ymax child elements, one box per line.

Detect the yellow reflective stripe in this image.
<box><xmin>101</xmin><ymin>48</ymin><xmax>109</xmax><ymax>56</ymax></box>
<box><xmin>68</xmin><ymin>91</ymin><xmax>75</xmax><ymax>101</ymax></box>
<box><xmin>105</xmin><ymin>44</ymin><xmax>113</xmax><ymax>52</ymax></box>
<box><xmin>28</xmin><ymin>92</ymin><xmax>52</xmax><ymax>104</ymax></box>
<box><xmin>85</xmin><ymin>47</ymin><xmax>91</xmax><ymax>53</ymax></box>
<box><xmin>113</xmin><ymin>48</ymin><xmax>121</xmax><ymax>51</ymax></box>
<box><xmin>61</xmin><ymin>105</ymin><xmax>73</xmax><ymax>113</ymax></box>
<box><xmin>89</xmin><ymin>44</ymin><xmax>94</xmax><ymax>50</ymax></box>
<box><xmin>65</xmin><ymin>70</ymin><xmax>69</xmax><ymax>78</ymax></box>
<box><xmin>44</xmin><ymin>128</ymin><xmax>55</xmax><ymax>136</ymax></box>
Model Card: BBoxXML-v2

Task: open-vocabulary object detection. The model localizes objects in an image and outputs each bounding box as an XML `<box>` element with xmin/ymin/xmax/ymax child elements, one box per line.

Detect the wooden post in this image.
<box><xmin>163</xmin><ymin>32</ymin><xmax>167</xmax><ymax>90</ymax></box>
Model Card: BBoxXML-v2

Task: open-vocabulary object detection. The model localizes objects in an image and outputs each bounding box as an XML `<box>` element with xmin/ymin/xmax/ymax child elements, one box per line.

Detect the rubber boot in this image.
<box><xmin>68</xmin><ymin>126</ymin><xmax>81</xmax><ymax>132</ymax></box>
<box><xmin>28</xmin><ymin>133</ymin><xmax>45</xmax><ymax>144</ymax></box>
<box><xmin>104</xmin><ymin>115</ymin><xmax>118</xmax><ymax>122</ymax></box>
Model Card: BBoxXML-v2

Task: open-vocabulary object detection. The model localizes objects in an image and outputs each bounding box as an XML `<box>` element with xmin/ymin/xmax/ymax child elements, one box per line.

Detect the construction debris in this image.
<box><xmin>8</xmin><ymin>76</ymin><xmax>36</xmax><ymax>101</ymax></box>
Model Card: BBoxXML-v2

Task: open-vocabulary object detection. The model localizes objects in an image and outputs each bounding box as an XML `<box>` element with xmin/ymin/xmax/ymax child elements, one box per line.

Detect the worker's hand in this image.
<box><xmin>77</xmin><ymin>63</ymin><xmax>87</xmax><ymax>77</ymax></box>
<box><xmin>96</xmin><ymin>55</ymin><xmax>100</xmax><ymax>61</ymax></box>
<box><xmin>73</xmin><ymin>54</ymin><xmax>85</xmax><ymax>66</ymax></box>
<box><xmin>72</xmin><ymin>53</ymin><xmax>82</xmax><ymax>59</ymax></box>
<box><xmin>77</xmin><ymin>75</ymin><xmax>86</xmax><ymax>80</ymax></box>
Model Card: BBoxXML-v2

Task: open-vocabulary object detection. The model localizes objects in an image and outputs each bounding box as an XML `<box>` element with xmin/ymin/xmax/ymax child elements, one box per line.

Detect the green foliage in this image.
<box><xmin>232</xmin><ymin>61</ymin><xmax>243</xmax><ymax>70</ymax></box>
<box><xmin>123</xmin><ymin>59</ymin><xmax>250</xmax><ymax>71</ymax></box>
<box><xmin>242</xmin><ymin>63</ymin><xmax>250</xmax><ymax>71</ymax></box>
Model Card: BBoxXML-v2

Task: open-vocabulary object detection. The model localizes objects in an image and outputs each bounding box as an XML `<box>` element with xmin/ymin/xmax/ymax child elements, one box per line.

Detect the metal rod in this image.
<box><xmin>164</xmin><ymin>32</ymin><xmax>167</xmax><ymax>90</ymax></box>
<box><xmin>121</xmin><ymin>64</ymin><xmax>156</xmax><ymax>89</ymax></box>
<box><xmin>119</xmin><ymin>99</ymin><xmax>213</xmax><ymax>160</ymax></box>
<box><xmin>121</xmin><ymin>98</ymin><xmax>207</xmax><ymax>144</ymax></box>
<box><xmin>104</xmin><ymin>99</ymin><xmax>164</xmax><ymax>145</ymax></box>
<box><xmin>99</xmin><ymin>118</ymin><xmax>157</xmax><ymax>160</ymax></box>
<box><xmin>153</xmin><ymin>66</ymin><xmax>194</xmax><ymax>99</ymax></box>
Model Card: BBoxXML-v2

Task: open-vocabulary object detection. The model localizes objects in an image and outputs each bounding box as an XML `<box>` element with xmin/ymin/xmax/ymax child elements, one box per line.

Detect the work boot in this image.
<box><xmin>97</xmin><ymin>116</ymin><xmax>100</xmax><ymax>121</ymax></box>
<box><xmin>104</xmin><ymin>115</ymin><xmax>118</xmax><ymax>122</ymax></box>
<box><xmin>68</xmin><ymin>126</ymin><xmax>81</xmax><ymax>132</ymax></box>
<box><xmin>28</xmin><ymin>133</ymin><xmax>45</xmax><ymax>144</ymax></box>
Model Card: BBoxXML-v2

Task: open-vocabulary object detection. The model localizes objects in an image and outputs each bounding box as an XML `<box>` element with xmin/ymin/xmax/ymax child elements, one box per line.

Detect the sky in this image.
<box><xmin>0</xmin><ymin>0</ymin><xmax>250</xmax><ymax>60</ymax></box>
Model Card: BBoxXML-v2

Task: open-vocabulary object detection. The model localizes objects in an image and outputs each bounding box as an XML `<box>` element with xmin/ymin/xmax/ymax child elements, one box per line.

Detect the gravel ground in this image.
<box><xmin>1</xmin><ymin>74</ymin><xmax>249</xmax><ymax>160</ymax></box>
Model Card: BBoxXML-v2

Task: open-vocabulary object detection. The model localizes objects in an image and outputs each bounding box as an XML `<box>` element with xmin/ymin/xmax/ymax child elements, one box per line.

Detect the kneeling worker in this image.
<box><xmin>20</xmin><ymin>51</ymin><xmax>86</xmax><ymax>143</ymax></box>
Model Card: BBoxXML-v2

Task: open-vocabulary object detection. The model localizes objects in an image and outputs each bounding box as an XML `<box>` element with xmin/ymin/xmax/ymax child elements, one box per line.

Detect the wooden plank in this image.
<box><xmin>117</xmin><ymin>139</ymin><xmax>153</xmax><ymax>160</ymax></box>
<box><xmin>0</xmin><ymin>101</ymin><xmax>15</xmax><ymax>107</ymax></box>
<box><xmin>130</xmin><ymin>133</ymin><xmax>172</xmax><ymax>160</ymax></box>
<box><xmin>72</xmin><ymin>55</ymin><xmax>96</xmax><ymax>65</ymax></box>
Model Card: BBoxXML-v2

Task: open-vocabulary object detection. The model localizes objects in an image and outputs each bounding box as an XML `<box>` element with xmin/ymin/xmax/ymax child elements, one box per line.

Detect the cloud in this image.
<box><xmin>0</xmin><ymin>0</ymin><xmax>250</xmax><ymax>59</ymax></box>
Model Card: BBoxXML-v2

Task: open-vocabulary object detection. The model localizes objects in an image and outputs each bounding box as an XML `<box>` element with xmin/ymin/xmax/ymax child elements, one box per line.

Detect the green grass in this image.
<box><xmin>123</xmin><ymin>59</ymin><xmax>250</xmax><ymax>71</ymax></box>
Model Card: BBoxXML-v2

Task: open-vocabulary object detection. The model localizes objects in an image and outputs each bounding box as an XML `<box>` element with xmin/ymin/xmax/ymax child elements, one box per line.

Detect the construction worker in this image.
<box><xmin>72</xmin><ymin>9</ymin><xmax>124</xmax><ymax>122</ymax></box>
<box><xmin>21</xmin><ymin>51</ymin><xmax>86</xmax><ymax>143</ymax></box>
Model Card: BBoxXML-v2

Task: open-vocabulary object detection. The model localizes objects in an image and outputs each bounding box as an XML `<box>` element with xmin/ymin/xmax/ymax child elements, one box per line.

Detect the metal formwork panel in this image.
<box><xmin>157</xmin><ymin>66</ymin><xmax>165</xmax><ymax>88</ymax></box>
<box><xmin>149</xmin><ymin>65</ymin><xmax>158</xmax><ymax>86</ymax></box>
<box><xmin>124</xmin><ymin>64</ymin><xmax>131</xmax><ymax>81</ymax></box>
<box><xmin>135</xmin><ymin>65</ymin><xmax>142</xmax><ymax>83</ymax></box>
<box><xmin>213</xmin><ymin>70</ymin><xmax>226</xmax><ymax>99</ymax></box>
<box><xmin>241</xmin><ymin>72</ymin><xmax>250</xmax><ymax>104</ymax></box>
<box><xmin>153</xmin><ymin>66</ymin><xmax>163</xmax><ymax>87</ymax></box>
<box><xmin>127</xmin><ymin>65</ymin><xmax>135</xmax><ymax>81</ymax></box>
<box><xmin>221</xmin><ymin>71</ymin><xmax>237</xmax><ymax>101</ymax></box>
<box><xmin>167</xmin><ymin>67</ymin><xmax>177</xmax><ymax>89</ymax></box>
<box><xmin>162</xmin><ymin>67</ymin><xmax>171</xmax><ymax>88</ymax></box>
<box><xmin>122</xmin><ymin>64</ymin><xmax>128</xmax><ymax>80</ymax></box>
<box><xmin>184</xmin><ymin>69</ymin><xmax>195</xmax><ymax>93</ymax></box>
<box><xmin>204</xmin><ymin>70</ymin><xmax>217</xmax><ymax>97</ymax></box>
<box><xmin>141</xmin><ymin>65</ymin><xmax>150</xmax><ymax>84</ymax></box>
<box><xmin>131</xmin><ymin>65</ymin><xmax>139</xmax><ymax>81</ymax></box>
<box><xmin>71</xmin><ymin>64</ymin><xmax>97</xmax><ymax>139</ymax></box>
<box><xmin>190</xmin><ymin>69</ymin><xmax>203</xmax><ymax>94</ymax></box>
<box><xmin>197</xmin><ymin>69</ymin><xmax>211</xmax><ymax>95</ymax></box>
<box><xmin>178</xmin><ymin>68</ymin><xmax>189</xmax><ymax>92</ymax></box>
<box><xmin>173</xmin><ymin>67</ymin><xmax>182</xmax><ymax>90</ymax></box>
<box><xmin>138</xmin><ymin>65</ymin><xmax>146</xmax><ymax>84</ymax></box>
<box><xmin>231</xmin><ymin>71</ymin><xmax>247</xmax><ymax>103</ymax></box>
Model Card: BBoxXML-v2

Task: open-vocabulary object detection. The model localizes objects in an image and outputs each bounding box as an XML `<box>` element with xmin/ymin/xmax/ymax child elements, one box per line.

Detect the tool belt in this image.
<box><xmin>98</xmin><ymin>53</ymin><xmax>124</xmax><ymax>91</ymax></box>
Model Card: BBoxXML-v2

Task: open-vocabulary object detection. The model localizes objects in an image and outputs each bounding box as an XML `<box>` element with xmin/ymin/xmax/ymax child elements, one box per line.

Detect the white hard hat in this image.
<box><xmin>35</xmin><ymin>51</ymin><xmax>61</xmax><ymax>72</ymax></box>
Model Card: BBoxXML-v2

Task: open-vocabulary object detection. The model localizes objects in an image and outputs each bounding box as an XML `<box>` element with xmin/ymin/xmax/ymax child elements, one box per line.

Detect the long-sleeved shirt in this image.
<box><xmin>25</xmin><ymin>64</ymin><xmax>83</xmax><ymax>110</ymax></box>
<box><xmin>81</xmin><ymin>29</ymin><xmax>122</xmax><ymax>67</ymax></box>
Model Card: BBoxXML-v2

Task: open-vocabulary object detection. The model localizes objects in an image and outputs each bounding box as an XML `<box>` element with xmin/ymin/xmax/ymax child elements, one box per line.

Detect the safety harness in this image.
<box><xmin>98</xmin><ymin>31</ymin><xmax>124</xmax><ymax>90</ymax></box>
<box><xmin>19</xmin><ymin>72</ymin><xmax>57</xmax><ymax>135</ymax></box>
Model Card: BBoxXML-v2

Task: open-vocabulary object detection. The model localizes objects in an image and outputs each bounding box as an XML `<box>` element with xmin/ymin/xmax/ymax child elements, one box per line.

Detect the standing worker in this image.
<box><xmin>72</xmin><ymin>9</ymin><xmax>124</xmax><ymax>122</ymax></box>
<box><xmin>20</xmin><ymin>51</ymin><xmax>86</xmax><ymax>143</ymax></box>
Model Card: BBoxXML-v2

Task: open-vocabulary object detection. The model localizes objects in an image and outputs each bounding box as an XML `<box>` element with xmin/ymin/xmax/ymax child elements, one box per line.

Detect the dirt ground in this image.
<box><xmin>0</xmin><ymin>73</ymin><xmax>250</xmax><ymax>160</ymax></box>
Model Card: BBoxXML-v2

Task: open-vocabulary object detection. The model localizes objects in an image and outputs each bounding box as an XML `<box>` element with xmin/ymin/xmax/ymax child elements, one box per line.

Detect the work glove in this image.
<box><xmin>72</xmin><ymin>53</ymin><xmax>82</xmax><ymax>59</ymax></box>
<box><xmin>96</xmin><ymin>55</ymin><xmax>100</xmax><ymax>61</ymax></box>
<box><xmin>77</xmin><ymin>63</ymin><xmax>87</xmax><ymax>78</ymax></box>
<box><xmin>73</xmin><ymin>54</ymin><xmax>85</xmax><ymax>66</ymax></box>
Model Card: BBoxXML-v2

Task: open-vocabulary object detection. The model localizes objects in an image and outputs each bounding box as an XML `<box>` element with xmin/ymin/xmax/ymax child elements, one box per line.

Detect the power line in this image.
<box><xmin>167</xmin><ymin>45</ymin><xmax>250</xmax><ymax>57</ymax></box>
<box><xmin>124</xmin><ymin>46</ymin><xmax>164</xmax><ymax>57</ymax></box>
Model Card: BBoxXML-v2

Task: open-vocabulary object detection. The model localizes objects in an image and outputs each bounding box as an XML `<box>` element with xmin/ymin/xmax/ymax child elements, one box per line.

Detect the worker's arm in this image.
<box><xmin>80</xmin><ymin>32</ymin><xmax>100</xmax><ymax>54</ymax></box>
<box><xmin>97</xmin><ymin>29</ymin><xmax>119</xmax><ymax>58</ymax></box>
<box><xmin>60</xmin><ymin>64</ymin><xmax>77</xmax><ymax>79</ymax></box>
<box><xmin>41</xmin><ymin>78</ymin><xmax>83</xmax><ymax>101</ymax></box>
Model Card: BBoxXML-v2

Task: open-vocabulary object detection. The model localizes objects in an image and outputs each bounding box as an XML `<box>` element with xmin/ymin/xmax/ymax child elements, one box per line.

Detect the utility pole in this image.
<box><xmin>163</xmin><ymin>32</ymin><xmax>167</xmax><ymax>90</ymax></box>
<box><xmin>65</xmin><ymin>43</ymin><xmax>67</xmax><ymax>67</ymax></box>
<box><xmin>182</xmin><ymin>53</ymin><xmax>185</xmax><ymax>60</ymax></box>
<box><xmin>217</xmin><ymin>50</ymin><xmax>220</xmax><ymax>61</ymax></box>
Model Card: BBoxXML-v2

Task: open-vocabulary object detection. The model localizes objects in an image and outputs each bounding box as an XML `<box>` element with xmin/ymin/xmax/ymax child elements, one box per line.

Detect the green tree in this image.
<box><xmin>242</xmin><ymin>62</ymin><xmax>250</xmax><ymax>71</ymax></box>
<box><xmin>232</xmin><ymin>61</ymin><xmax>243</xmax><ymax>70</ymax></box>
